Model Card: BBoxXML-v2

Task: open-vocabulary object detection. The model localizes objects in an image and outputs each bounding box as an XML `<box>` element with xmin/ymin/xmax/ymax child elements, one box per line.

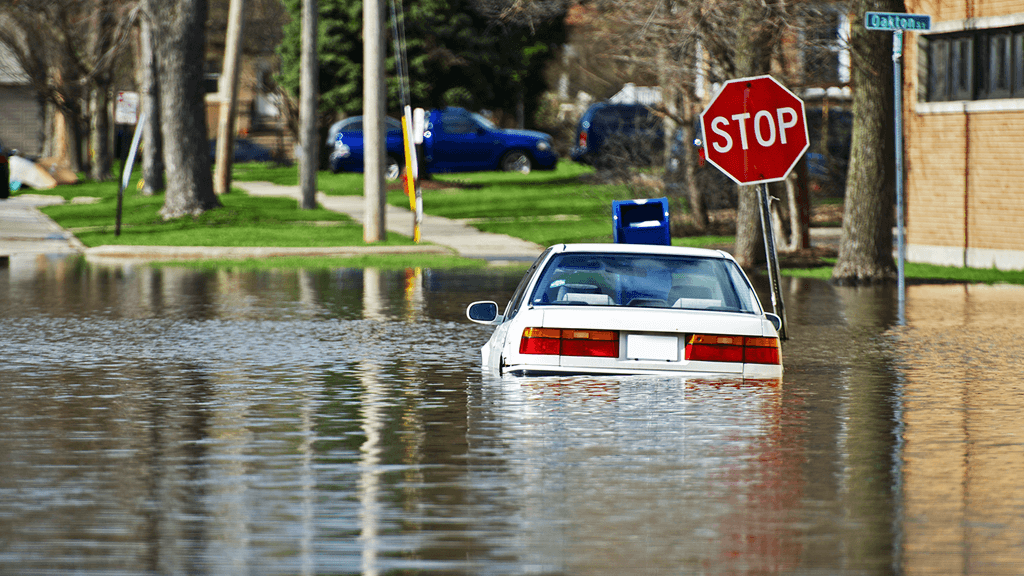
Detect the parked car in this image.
<box><xmin>423</xmin><ymin>107</ymin><xmax>557</xmax><ymax>174</ymax></box>
<box><xmin>208</xmin><ymin>137</ymin><xmax>274</xmax><ymax>163</ymax></box>
<box><xmin>466</xmin><ymin>243</ymin><xmax>783</xmax><ymax>378</ymax></box>
<box><xmin>0</xmin><ymin>139</ymin><xmax>9</xmax><ymax>199</ymax></box>
<box><xmin>327</xmin><ymin>108</ymin><xmax>558</xmax><ymax>178</ymax></box>
<box><xmin>570</xmin><ymin>102</ymin><xmax>664</xmax><ymax>168</ymax></box>
<box><xmin>327</xmin><ymin>116</ymin><xmax>405</xmax><ymax>180</ymax></box>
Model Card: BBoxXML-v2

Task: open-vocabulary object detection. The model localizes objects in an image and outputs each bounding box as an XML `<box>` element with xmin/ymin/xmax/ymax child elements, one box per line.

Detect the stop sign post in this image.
<box><xmin>700</xmin><ymin>75</ymin><xmax>807</xmax><ymax>340</ymax></box>
<box><xmin>700</xmin><ymin>75</ymin><xmax>808</xmax><ymax>186</ymax></box>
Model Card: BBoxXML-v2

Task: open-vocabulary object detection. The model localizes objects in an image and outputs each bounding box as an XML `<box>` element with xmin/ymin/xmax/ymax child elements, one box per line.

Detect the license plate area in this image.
<box><xmin>625</xmin><ymin>334</ymin><xmax>679</xmax><ymax>362</ymax></box>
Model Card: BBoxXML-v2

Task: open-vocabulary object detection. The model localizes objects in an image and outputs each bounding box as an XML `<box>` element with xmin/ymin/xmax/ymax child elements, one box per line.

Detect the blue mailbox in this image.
<box><xmin>612</xmin><ymin>197</ymin><xmax>670</xmax><ymax>246</ymax></box>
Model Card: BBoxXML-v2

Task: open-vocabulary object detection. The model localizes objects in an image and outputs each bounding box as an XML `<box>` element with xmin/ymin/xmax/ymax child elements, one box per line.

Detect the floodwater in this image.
<box><xmin>1</xmin><ymin>254</ymin><xmax>1023</xmax><ymax>575</ymax></box>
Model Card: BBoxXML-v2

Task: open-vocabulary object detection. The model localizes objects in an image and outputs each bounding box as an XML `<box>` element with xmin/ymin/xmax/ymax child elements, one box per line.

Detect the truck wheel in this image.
<box><xmin>385</xmin><ymin>156</ymin><xmax>401</xmax><ymax>181</ymax></box>
<box><xmin>500</xmin><ymin>151</ymin><xmax>532</xmax><ymax>174</ymax></box>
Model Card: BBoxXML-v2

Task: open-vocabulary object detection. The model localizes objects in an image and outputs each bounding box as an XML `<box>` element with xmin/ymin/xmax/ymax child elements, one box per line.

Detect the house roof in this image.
<box><xmin>0</xmin><ymin>42</ymin><xmax>29</xmax><ymax>85</ymax></box>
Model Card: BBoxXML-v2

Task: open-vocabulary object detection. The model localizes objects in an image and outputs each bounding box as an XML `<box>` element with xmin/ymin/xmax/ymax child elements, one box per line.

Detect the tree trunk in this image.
<box><xmin>731</xmin><ymin>0</ymin><xmax>780</xmax><ymax>268</ymax></box>
<box><xmin>139</xmin><ymin>12</ymin><xmax>164</xmax><ymax>195</ymax></box>
<box><xmin>88</xmin><ymin>3</ymin><xmax>113</xmax><ymax>182</ymax></box>
<box><xmin>681</xmin><ymin>94</ymin><xmax>707</xmax><ymax>232</ymax></box>
<box><xmin>89</xmin><ymin>88</ymin><xmax>113</xmax><ymax>181</ymax></box>
<box><xmin>151</xmin><ymin>0</ymin><xmax>219</xmax><ymax>219</ymax></box>
<box><xmin>831</xmin><ymin>0</ymin><xmax>902</xmax><ymax>284</ymax></box>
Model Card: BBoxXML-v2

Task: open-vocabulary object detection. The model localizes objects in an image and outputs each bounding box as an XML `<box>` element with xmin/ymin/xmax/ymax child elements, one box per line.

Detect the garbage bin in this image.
<box><xmin>612</xmin><ymin>197</ymin><xmax>670</xmax><ymax>246</ymax></box>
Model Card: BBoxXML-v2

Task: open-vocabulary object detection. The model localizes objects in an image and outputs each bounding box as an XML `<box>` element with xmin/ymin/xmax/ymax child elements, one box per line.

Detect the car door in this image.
<box><xmin>334</xmin><ymin>120</ymin><xmax>366</xmax><ymax>171</ymax></box>
<box><xmin>429</xmin><ymin>109</ymin><xmax>502</xmax><ymax>172</ymax></box>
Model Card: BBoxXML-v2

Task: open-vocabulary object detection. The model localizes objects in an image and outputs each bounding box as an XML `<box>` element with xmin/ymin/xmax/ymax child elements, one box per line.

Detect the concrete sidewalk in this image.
<box><xmin>0</xmin><ymin>183</ymin><xmax>546</xmax><ymax>265</ymax></box>
<box><xmin>234</xmin><ymin>181</ymin><xmax>545</xmax><ymax>262</ymax></box>
<box><xmin>1</xmin><ymin>183</ymin><xmax>839</xmax><ymax>265</ymax></box>
<box><xmin>0</xmin><ymin>195</ymin><xmax>86</xmax><ymax>259</ymax></box>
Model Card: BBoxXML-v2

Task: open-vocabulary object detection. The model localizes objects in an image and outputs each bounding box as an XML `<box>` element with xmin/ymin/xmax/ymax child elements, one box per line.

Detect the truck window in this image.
<box><xmin>441</xmin><ymin>110</ymin><xmax>477</xmax><ymax>134</ymax></box>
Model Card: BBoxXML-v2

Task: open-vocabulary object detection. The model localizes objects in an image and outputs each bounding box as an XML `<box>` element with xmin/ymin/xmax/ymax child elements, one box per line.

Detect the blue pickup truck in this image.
<box><xmin>328</xmin><ymin>107</ymin><xmax>557</xmax><ymax>178</ymax></box>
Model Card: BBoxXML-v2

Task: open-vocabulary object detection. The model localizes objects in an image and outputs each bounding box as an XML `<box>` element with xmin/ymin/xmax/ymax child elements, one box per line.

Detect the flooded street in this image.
<box><xmin>2</xmin><ymin>254</ymin><xmax>1023</xmax><ymax>575</ymax></box>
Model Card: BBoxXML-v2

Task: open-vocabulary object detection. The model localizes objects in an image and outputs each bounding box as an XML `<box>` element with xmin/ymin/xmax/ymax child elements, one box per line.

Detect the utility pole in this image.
<box><xmin>363</xmin><ymin>0</ymin><xmax>386</xmax><ymax>242</ymax></box>
<box><xmin>299</xmin><ymin>0</ymin><xmax>318</xmax><ymax>210</ymax></box>
<box><xmin>214</xmin><ymin>0</ymin><xmax>245</xmax><ymax>195</ymax></box>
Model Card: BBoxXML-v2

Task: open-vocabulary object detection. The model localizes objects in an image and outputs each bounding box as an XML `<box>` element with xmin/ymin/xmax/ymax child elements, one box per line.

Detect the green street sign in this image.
<box><xmin>865</xmin><ymin>12</ymin><xmax>931</xmax><ymax>31</ymax></box>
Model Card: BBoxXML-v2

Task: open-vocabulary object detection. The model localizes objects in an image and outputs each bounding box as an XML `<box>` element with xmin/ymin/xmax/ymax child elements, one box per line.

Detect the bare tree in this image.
<box><xmin>138</xmin><ymin>10</ymin><xmax>164</xmax><ymax>195</ymax></box>
<box><xmin>88</xmin><ymin>1</ymin><xmax>116</xmax><ymax>182</ymax></box>
<box><xmin>145</xmin><ymin>0</ymin><xmax>220</xmax><ymax>218</ymax></box>
<box><xmin>0</xmin><ymin>1</ymin><xmax>134</xmax><ymax>174</ymax></box>
<box><xmin>582</xmin><ymin>0</ymin><xmax>786</xmax><ymax>241</ymax></box>
<box><xmin>729</xmin><ymin>1</ymin><xmax>786</xmax><ymax>269</ymax></box>
<box><xmin>580</xmin><ymin>0</ymin><xmax>844</xmax><ymax>261</ymax></box>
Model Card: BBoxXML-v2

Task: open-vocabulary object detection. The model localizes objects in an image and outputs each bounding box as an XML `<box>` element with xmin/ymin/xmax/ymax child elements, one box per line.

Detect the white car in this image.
<box><xmin>467</xmin><ymin>243</ymin><xmax>783</xmax><ymax>378</ymax></box>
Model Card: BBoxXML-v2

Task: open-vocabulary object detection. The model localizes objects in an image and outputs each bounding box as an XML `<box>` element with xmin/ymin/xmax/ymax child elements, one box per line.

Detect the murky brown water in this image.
<box><xmin>1</xmin><ymin>254</ymin><xmax>1023</xmax><ymax>575</ymax></box>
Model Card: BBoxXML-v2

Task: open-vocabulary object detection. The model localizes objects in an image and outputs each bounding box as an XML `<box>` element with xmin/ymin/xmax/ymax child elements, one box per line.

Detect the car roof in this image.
<box><xmin>549</xmin><ymin>243</ymin><xmax>735</xmax><ymax>261</ymax></box>
<box><xmin>333</xmin><ymin>116</ymin><xmax>402</xmax><ymax>129</ymax></box>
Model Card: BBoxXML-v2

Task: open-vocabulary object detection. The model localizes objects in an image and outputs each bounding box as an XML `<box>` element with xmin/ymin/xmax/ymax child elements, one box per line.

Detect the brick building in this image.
<box><xmin>905</xmin><ymin>0</ymin><xmax>1024</xmax><ymax>270</ymax></box>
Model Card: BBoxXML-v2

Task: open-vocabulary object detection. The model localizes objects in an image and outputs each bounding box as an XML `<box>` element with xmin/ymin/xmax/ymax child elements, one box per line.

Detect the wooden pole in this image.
<box><xmin>299</xmin><ymin>0</ymin><xmax>319</xmax><ymax>210</ymax></box>
<box><xmin>363</xmin><ymin>0</ymin><xmax>386</xmax><ymax>241</ymax></box>
<box><xmin>213</xmin><ymin>0</ymin><xmax>245</xmax><ymax>195</ymax></box>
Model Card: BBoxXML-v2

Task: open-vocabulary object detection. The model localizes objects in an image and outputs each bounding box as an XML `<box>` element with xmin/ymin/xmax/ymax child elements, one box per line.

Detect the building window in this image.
<box><xmin>987</xmin><ymin>32</ymin><xmax>1012</xmax><ymax>98</ymax></box>
<box><xmin>926</xmin><ymin>26</ymin><xmax>1024</xmax><ymax>101</ymax></box>
<box><xmin>802</xmin><ymin>8</ymin><xmax>850</xmax><ymax>86</ymax></box>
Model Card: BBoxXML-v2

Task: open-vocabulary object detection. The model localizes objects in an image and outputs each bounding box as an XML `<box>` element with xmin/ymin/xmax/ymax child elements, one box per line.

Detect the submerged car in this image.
<box><xmin>466</xmin><ymin>243</ymin><xmax>783</xmax><ymax>378</ymax></box>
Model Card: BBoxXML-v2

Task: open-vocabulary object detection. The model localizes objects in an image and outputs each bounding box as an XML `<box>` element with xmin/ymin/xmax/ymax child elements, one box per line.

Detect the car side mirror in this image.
<box><xmin>765</xmin><ymin>313</ymin><xmax>783</xmax><ymax>333</ymax></box>
<box><xmin>467</xmin><ymin>301</ymin><xmax>500</xmax><ymax>324</ymax></box>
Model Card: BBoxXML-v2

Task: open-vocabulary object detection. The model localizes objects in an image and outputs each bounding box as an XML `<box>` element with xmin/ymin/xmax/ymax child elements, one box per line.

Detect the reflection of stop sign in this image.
<box><xmin>700</xmin><ymin>75</ymin><xmax>808</xmax><ymax>185</ymax></box>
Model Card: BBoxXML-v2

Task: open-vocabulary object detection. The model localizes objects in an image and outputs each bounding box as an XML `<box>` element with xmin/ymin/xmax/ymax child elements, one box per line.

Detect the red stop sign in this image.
<box><xmin>700</xmin><ymin>75</ymin><xmax>808</xmax><ymax>185</ymax></box>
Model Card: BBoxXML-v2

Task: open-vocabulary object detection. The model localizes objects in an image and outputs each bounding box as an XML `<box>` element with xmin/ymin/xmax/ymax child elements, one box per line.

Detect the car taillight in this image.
<box><xmin>520</xmin><ymin>328</ymin><xmax>619</xmax><ymax>358</ymax></box>
<box><xmin>743</xmin><ymin>337</ymin><xmax>782</xmax><ymax>364</ymax></box>
<box><xmin>520</xmin><ymin>327</ymin><xmax>561</xmax><ymax>355</ymax></box>
<box><xmin>578</xmin><ymin>131</ymin><xmax>588</xmax><ymax>149</ymax></box>
<box><xmin>685</xmin><ymin>334</ymin><xmax>780</xmax><ymax>365</ymax></box>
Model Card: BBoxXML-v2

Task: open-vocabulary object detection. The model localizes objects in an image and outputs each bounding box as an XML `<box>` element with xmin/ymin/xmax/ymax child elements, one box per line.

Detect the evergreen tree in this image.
<box><xmin>277</xmin><ymin>0</ymin><xmax>564</xmax><ymax>125</ymax></box>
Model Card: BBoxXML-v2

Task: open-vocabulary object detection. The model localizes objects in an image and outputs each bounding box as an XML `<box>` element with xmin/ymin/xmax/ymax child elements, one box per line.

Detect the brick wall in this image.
<box><xmin>908</xmin><ymin>112</ymin><xmax>1024</xmax><ymax>250</ymax></box>
<box><xmin>904</xmin><ymin>0</ymin><xmax>1024</xmax><ymax>269</ymax></box>
<box><xmin>911</xmin><ymin>0</ymin><xmax>1022</xmax><ymax>20</ymax></box>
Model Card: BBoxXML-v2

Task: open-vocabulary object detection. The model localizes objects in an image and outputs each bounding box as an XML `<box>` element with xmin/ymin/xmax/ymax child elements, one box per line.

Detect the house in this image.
<box><xmin>905</xmin><ymin>1</ymin><xmax>1024</xmax><ymax>270</ymax></box>
<box><xmin>202</xmin><ymin>2</ymin><xmax>293</xmax><ymax>161</ymax></box>
<box><xmin>0</xmin><ymin>41</ymin><xmax>43</xmax><ymax>155</ymax></box>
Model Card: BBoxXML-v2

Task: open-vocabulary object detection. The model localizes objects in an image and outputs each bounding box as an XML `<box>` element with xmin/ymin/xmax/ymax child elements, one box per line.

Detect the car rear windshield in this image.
<box><xmin>529</xmin><ymin>252</ymin><xmax>760</xmax><ymax>313</ymax></box>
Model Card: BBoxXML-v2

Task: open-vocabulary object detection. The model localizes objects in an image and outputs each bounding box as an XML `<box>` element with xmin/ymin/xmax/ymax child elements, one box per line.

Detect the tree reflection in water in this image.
<box><xmin>0</xmin><ymin>256</ymin><xmax>1022</xmax><ymax>574</ymax></box>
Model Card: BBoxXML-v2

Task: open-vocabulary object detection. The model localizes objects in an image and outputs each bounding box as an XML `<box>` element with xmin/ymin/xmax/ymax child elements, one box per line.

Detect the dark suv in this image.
<box><xmin>570</xmin><ymin>102</ymin><xmax>664</xmax><ymax>168</ymax></box>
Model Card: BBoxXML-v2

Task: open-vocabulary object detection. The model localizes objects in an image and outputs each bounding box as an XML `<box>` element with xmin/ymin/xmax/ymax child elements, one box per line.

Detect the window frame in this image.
<box><xmin>925</xmin><ymin>25</ymin><xmax>1024</xmax><ymax>102</ymax></box>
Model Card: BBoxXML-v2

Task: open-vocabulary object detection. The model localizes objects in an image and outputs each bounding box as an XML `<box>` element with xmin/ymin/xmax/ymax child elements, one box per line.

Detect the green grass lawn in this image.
<box><xmin>385</xmin><ymin>164</ymin><xmax>633</xmax><ymax>245</ymax></box>
<box><xmin>783</xmin><ymin>258</ymin><xmax>1024</xmax><ymax>285</ymax></box>
<box><xmin>36</xmin><ymin>169</ymin><xmax>413</xmax><ymax>248</ymax></box>
<box><xmin>19</xmin><ymin>160</ymin><xmax>1024</xmax><ymax>283</ymax></box>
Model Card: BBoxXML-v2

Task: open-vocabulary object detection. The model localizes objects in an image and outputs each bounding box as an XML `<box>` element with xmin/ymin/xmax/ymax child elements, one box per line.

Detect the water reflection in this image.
<box><xmin>897</xmin><ymin>283</ymin><xmax>1024</xmax><ymax>575</ymax></box>
<box><xmin>2</xmin><ymin>254</ymin><xmax>1024</xmax><ymax>574</ymax></box>
<box><xmin>466</xmin><ymin>376</ymin><xmax>797</xmax><ymax>574</ymax></box>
